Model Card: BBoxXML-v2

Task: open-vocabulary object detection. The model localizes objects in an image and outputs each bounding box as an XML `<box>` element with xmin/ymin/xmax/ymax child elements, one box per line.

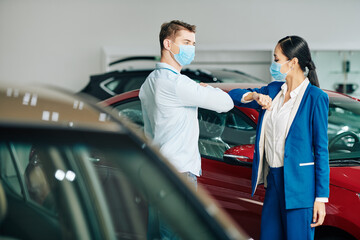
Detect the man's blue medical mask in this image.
<box><xmin>170</xmin><ymin>42</ymin><xmax>195</xmax><ymax>66</ymax></box>
<box><xmin>269</xmin><ymin>60</ymin><xmax>290</xmax><ymax>81</ymax></box>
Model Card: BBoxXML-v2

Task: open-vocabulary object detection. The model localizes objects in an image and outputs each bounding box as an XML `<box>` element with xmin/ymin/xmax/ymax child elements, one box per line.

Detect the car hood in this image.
<box><xmin>330</xmin><ymin>166</ymin><xmax>360</xmax><ymax>193</ymax></box>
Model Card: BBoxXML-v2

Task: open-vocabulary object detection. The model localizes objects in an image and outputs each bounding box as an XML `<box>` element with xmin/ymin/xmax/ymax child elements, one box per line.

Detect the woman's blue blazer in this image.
<box><xmin>228</xmin><ymin>81</ymin><xmax>330</xmax><ymax>209</ymax></box>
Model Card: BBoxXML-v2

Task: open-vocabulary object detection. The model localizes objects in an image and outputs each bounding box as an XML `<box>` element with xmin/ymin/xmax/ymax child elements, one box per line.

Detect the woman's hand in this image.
<box><xmin>311</xmin><ymin>201</ymin><xmax>326</xmax><ymax>228</ymax></box>
<box><xmin>252</xmin><ymin>92</ymin><xmax>272</xmax><ymax>110</ymax></box>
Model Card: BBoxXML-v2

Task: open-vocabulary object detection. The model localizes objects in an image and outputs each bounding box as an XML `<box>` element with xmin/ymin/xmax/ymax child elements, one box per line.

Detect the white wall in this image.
<box><xmin>1</xmin><ymin>0</ymin><xmax>360</xmax><ymax>92</ymax></box>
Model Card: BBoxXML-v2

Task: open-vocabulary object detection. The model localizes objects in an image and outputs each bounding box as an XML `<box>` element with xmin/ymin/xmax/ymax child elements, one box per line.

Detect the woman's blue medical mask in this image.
<box><xmin>269</xmin><ymin>60</ymin><xmax>290</xmax><ymax>81</ymax></box>
<box><xmin>170</xmin><ymin>42</ymin><xmax>195</xmax><ymax>66</ymax></box>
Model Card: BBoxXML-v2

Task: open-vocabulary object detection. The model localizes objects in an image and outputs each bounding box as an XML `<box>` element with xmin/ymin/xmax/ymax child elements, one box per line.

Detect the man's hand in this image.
<box><xmin>199</xmin><ymin>82</ymin><xmax>208</xmax><ymax>87</ymax></box>
<box><xmin>311</xmin><ymin>201</ymin><xmax>326</xmax><ymax>228</ymax></box>
<box><xmin>252</xmin><ymin>92</ymin><xmax>272</xmax><ymax>110</ymax></box>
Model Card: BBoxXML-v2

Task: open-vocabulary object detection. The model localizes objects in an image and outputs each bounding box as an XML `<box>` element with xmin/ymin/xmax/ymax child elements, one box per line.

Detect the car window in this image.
<box><xmin>328</xmin><ymin>97</ymin><xmax>360</xmax><ymax>164</ymax></box>
<box><xmin>0</xmin><ymin>141</ymin><xmax>86</xmax><ymax>239</ymax></box>
<box><xmin>0</xmin><ymin>143</ymin><xmax>23</xmax><ymax>196</ymax></box>
<box><xmin>105</xmin><ymin>76</ymin><xmax>147</xmax><ymax>94</ymax></box>
<box><xmin>76</xmin><ymin>137</ymin><xmax>225</xmax><ymax>240</ymax></box>
<box><xmin>23</xmin><ymin>144</ymin><xmax>58</xmax><ymax>213</ymax></box>
<box><xmin>112</xmin><ymin>99</ymin><xmax>257</xmax><ymax>160</ymax></box>
<box><xmin>122</xmin><ymin>76</ymin><xmax>147</xmax><ymax>92</ymax></box>
<box><xmin>0</xmin><ymin>142</ymin><xmax>59</xmax><ymax>214</ymax></box>
<box><xmin>111</xmin><ymin>95</ymin><xmax>360</xmax><ymax>165</ymax></box>
<box><xmin>198</xmin><ymin>109</ymin><xmax>256</xmax><ymax>159</ymax></box>
<box><xmin>112</xmin><ymin>100</ymin><xmax>144</xmax><ymax>131</ymax></box>
<box><xmin>105</xmin><ymin>79</ymin><xmax>121</xmax><ymax>92</ymax></box>
<box><xmin>1</xmin><ymin>131</ymin><xmax>240</xmax><ymax>239</ymax></box>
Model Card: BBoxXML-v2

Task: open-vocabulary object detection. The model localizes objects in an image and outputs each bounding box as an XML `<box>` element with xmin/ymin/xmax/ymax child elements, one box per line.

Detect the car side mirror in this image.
<box><xmin>223</xmin><ymin>144</ymin><xmax>254</xmax><ymax>167</ymax></box>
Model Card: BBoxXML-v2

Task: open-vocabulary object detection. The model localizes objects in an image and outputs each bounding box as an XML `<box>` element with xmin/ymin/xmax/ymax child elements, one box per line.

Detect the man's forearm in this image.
<box><xmin>203</xmin><ymin>87</ymin><xmax>234</xmax><ymax>113</ymax></box>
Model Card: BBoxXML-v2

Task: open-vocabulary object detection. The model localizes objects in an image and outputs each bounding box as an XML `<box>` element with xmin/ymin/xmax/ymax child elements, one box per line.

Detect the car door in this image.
<box><xmin>75</xmin><ymin>130</ymin><xmax>247</xmax><ymax>240</ymax></box>
<box><xmin>110</xmin><ymin>98</ymin><xmax>265</xmax><ymax>238</ymax></box>
<box><xmin>196</xmin><ymin>108</ymin><xmax>265</xmax><ymax>239</ymax></box>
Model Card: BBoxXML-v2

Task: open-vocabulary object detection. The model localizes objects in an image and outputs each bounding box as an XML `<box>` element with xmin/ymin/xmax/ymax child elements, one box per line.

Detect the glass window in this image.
<box><xmin>198</xmin><ymin>109</ymin><xmax>256</xmax><ymax>159</ymax></box>
<box><xmin>105</xmin><ymin>79</ymin><xmax>121</xmax><ymax>92</ymax></box>
<box><xmin>328</xmin><ymin>97</ymin><xmax>360</xmax><ymax>164</ymax></box>
<box><xmin>112</xmin><ymin>99</ymin><xmax>257</xmax><ymax>160</ymax></box>
<box><xmin>105</xmin><ymin>75</ymin><xmax>147</xmax><ymax>95</ymax></box>
<box><xmin>0</xmin><ymin>142</ymin><xmax>59</xmax><ymax>214</ymax></box>
<box><xmin>0</xmin><ymin>141</ymin><xmax>79</xmax><ymax>239</ymax></box>
<box><xmin>2</xmin><ymin>132</ymin><xmax>234</xmax><ymax>239</ymax></box>
<box><xmin>81</xmin><ymin>145</ymin><xmax>148</xmax><ymax>239</ymax></box>
<box><xmin>22</xmin><ymin>144</ymin><xmax>57</xmax><ymax>213</ymax></box>
<box><xmin>123</xmin><ymin>76</ymin><xmax>147</xmax><ymax>92</ymax></box>
<box><xmin>113</xmin><ymin>100</ymin><xmax>144</xmax><ymax>130</ymax></box>
<box><xmin>0</xmin><ymin>143</ymin><xmax>23</xmax><ymax>196</ymax></box>
<box><xmin>76</xmin><ymin>138</ymin><xmax>224</xmax><ymax>240</ymax></box>
<box><xmin>1</xmin><ymin>133</ymin><xmax>235</xmax><ymax>240</ymax></box>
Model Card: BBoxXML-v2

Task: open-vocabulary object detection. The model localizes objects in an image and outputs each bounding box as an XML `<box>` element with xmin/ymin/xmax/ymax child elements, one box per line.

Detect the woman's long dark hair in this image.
<box><xmin>278</xmin><ymin>36</ymin><xmax>319</xmax><ymax>87</ymax></box>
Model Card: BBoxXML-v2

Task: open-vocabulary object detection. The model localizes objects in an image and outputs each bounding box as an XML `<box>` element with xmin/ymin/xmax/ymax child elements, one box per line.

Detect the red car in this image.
<box><xmin>100</xmin><ymin>83</ymin><xmax>360</xmax><ymax>240</ymax></box>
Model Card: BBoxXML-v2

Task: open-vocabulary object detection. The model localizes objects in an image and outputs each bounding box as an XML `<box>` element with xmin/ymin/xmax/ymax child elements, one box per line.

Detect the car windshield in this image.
<box><xmin>328</xmin><ymin>96</ymin><xmax>360</xmax><ymax>165</ymax></box>
<box><xmin>209</xmin><ymin>69</ymin><xmax>266</xmax><ymax>84</ymax></box>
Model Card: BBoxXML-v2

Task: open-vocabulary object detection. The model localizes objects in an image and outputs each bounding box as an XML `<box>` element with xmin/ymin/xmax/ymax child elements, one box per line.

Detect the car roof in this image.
<box><xmin>0</xmin><ymin>85</ymin><xmax>124</xmax><ymax>132</ymax></box>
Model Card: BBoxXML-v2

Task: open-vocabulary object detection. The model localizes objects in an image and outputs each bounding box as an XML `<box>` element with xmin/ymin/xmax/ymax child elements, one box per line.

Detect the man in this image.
<box><xmin>140</xmin><ymin>20</ymin><xmax>233</xmax><ymax>179</ymax></box>
<box><xmin>139</xmin><ymin>20</ymin><xmax>233</xmax><ymax>239</ymax></box>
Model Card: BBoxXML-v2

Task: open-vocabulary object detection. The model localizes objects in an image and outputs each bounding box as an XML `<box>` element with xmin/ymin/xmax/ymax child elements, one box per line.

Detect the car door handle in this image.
<box><xmin>223</xmin><ymin>154</ymin><xmax>253</xmax><ymax>167</ymax></box>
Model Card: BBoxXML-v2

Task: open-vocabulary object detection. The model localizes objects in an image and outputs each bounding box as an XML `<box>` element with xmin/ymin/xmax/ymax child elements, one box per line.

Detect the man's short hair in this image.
<box><xmin>159</xmin><ymin>20</ymin><xmax>196</xmax><ymax>50</ymax></box>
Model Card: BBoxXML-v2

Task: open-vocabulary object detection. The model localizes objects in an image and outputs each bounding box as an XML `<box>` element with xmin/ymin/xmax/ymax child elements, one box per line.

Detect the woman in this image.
<box><xmin>228</xmin><ymin>36</ymin><xmax>329</xmax><ymax>240</ymax></box>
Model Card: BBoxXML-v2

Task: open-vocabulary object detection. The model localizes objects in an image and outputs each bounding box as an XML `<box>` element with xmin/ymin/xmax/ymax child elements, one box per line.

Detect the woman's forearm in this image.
<box><xmin>244</xmin><ymin>92</ymin><xmax>258</xmax><ymax>101</ymax></box>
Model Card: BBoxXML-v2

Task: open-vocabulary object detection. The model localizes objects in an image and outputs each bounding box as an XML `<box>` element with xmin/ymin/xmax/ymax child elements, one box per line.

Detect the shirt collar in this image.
<box><xmin>156</xmin><ymin>62</ymin><xmax>180</xmax><ymax>74</ymax></box>
<box><xmin>281</xmin><ymin>78</ymin><xmax>309</xmax><ymax>99</ymax></box>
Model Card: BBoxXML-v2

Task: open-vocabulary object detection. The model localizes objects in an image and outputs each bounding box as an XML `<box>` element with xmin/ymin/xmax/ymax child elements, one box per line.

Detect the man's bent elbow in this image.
<box><xmin>225</xmin><ymin>100</ymin><xmax>235</xmax><ymax>111</ymax></box>
<box><xmin>217</xmin><ymin>99</ymin><xmax>234</xmax><ymax>113</ymax></box>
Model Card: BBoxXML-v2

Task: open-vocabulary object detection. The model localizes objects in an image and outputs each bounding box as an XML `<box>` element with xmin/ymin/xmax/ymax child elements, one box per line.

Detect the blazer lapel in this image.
<box><xmin>255</xmin><ymin>89</ymin><xmax>283</xmax><ymax>186</ymax></box>
<box><xmin>285</xmin><ymin>80</ymin><xmax>310</xmax><ymax>138</ymax></box>
<box><xmin>259</xmin><ymin>88</ymin><xmax>284</xmax><ymax>150</ymax></box>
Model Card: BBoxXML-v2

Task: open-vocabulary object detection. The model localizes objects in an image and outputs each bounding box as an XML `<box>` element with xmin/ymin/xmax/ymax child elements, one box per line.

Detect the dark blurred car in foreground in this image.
<box><xmin>101</xmin><ymin>83</ymin><xmax>360</xmax><ymax>240</ymax></box>
<box><xmin>80</xmin><ymin>56</ymin><xmax>266</xmax><ymax>100</ymax></box>
<box><xmin>0</xmin><ymin>85</ymin><xmax>248</xmax><ymax>240</ymax></box>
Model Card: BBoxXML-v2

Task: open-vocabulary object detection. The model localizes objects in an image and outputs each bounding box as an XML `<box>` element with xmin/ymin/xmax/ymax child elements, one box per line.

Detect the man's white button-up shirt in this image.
<box><xmin>139</xmin><ymin>62</ymin><xmax>234</xmax><ymax>176</ymax></box>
